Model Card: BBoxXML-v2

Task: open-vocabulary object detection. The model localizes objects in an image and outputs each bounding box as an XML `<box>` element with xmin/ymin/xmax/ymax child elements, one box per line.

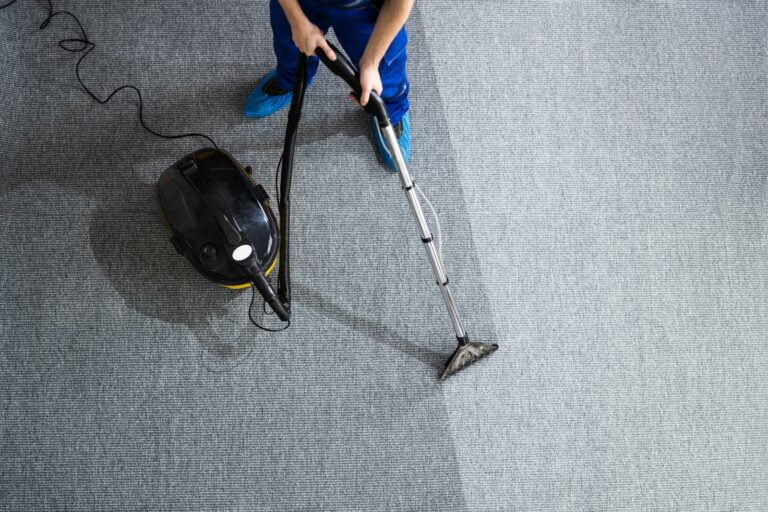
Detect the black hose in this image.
<box><xmin>276</xmin><ymin>53</ymin><xmax>309</xmax><ymax>312</ymax></box>
<box><xmin>315</xmin><ymin>42</ymin><xmax>389</xmax><ymax>126</ymax></box>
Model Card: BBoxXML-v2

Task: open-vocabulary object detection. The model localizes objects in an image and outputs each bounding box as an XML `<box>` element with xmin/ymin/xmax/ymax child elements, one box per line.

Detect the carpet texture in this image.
<box><xmin>1</xmin><ymin>1</ymin><xmax>766</xmax><ymax>510</ymax></box>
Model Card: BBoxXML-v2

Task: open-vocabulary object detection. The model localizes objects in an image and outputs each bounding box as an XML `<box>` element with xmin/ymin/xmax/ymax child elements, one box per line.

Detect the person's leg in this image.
<box><xmin>244</xmin><ymin>0</ymin><xmax>330</xmax><ymax>118</ymax></box>
<box><xmin>330</xmin><ymin>5</ymin><xmax>410</xmax><ymax>169</ymax></box>
<box><xmin>271</xmin><ymin>0</ymin><xmax>330</xmax><ymax>90</ymax></box>
<box><xmin>331</xmin><ymin>6</ymin><xmax>409</xmax><ymax>125</ymax></box>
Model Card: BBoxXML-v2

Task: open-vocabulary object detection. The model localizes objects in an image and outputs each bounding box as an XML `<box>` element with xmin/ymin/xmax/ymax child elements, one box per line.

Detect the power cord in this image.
<box><xmin>249</xmin><ymin>286</ymin><xmax>290</xmax><ymax>332</ymax></box>
<box><xmin>1</xmin><ymin>0</ymin><xmax>218</xmax><ymax>148</ymax></box>
<box><xmin>414</xmin><ymin>183</ymin><xmax>444</xmax><ymax>262</ymax></box>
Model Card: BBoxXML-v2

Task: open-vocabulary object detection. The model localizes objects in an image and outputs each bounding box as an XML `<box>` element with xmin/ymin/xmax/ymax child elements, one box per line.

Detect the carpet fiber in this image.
<box><xmin>1</xmin><ymin>1</ymin><xmax>766</xmax><ymax>510</ymax></box>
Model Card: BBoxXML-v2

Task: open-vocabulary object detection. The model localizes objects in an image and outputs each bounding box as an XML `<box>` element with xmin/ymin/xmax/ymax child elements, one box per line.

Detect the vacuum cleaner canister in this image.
<box><xmin>157</xmin><ymin>148</ymin><xmax>279</xmax><ymax>289</ymax></box>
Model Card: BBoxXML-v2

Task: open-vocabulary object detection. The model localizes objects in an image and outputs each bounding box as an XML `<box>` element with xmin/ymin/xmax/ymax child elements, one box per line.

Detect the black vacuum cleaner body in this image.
<box><xmin>157</xmin><ymin>148</ymin><xmax>279</xmax><ymax>289</ymax></box>
<box><xmin>158</xmin><ymin>147</ymin><xmax>291</xmax><ymax>322</ymax></box>
<box><xmin>157</xmin><ymin>43</ymin><xmax>497</xmax><ymax>378</ymax></box>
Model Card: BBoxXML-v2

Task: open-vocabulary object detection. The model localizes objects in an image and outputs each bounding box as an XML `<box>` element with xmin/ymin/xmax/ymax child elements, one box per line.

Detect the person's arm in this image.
<box><xmin>355</xmin><ymin>0</ymin><xmax>415</xmax><ymax>107</ymax></box>
<box><xmin>361</xmin><ymin>0</ymin><xmax>414</xmax><ymax>70</ymax></box>
<box><xmin>277</xmin><ymin>0</ymin><xmax>336</xmax><ymax>60</ymax></box>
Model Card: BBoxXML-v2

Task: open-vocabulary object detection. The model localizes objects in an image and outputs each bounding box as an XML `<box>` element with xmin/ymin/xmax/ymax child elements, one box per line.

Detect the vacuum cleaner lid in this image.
<box><xmin>157</xmin><ymin>148</ymin><xmax>278</xmax><ymax>287</ymax></box>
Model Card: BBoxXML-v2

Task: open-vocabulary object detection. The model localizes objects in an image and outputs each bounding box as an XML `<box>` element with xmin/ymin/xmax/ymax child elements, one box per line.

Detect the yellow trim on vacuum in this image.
<box><xmin>223</xmin><ymin>282</ymin><xmax>252</xmax><ymax>290</ymax></box>
<box><xmin>221</xmin><ymin>257</ymin><xmax>278</xmax><ymax>290</ymax></box>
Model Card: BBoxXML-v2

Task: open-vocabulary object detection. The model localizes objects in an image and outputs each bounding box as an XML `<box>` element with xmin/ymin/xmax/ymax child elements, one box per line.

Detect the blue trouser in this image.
<box><xmin>270</xmin><ymin>0</ymin><xmax>410</xmax><ymax>125</ymax></box>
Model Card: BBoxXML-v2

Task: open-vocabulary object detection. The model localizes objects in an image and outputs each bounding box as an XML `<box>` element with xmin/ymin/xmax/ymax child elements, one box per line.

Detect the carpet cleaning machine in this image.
<box><xmin>1</xmin><ymin>0</ymin><xmax>497</xmax><ymax>379</ymax></box>
<box><xmin>157</xmin><ymin>44</ymin><xmax>497</xmax><ymax>379</ymax></box>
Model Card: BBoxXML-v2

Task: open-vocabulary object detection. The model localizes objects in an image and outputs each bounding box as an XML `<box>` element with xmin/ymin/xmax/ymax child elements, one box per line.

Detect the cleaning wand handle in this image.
<box><xmin>315</xmin><ymin>42</ymin><xmax>389</xmax><ymax>126</ymax></box>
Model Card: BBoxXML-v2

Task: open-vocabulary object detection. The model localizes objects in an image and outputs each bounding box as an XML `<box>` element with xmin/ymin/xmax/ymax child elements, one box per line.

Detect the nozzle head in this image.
<box><xmin>441</xmin><ymin>341</ymin><xmax>498</xmax><ymax>380</ymax></box>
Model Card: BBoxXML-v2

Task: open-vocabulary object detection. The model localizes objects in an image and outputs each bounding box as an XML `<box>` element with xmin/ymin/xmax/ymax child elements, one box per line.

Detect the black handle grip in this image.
<box><xmin>315</xmin><ymin>42</ymin><xmax>390</xmax><ymax>126</ymax></box>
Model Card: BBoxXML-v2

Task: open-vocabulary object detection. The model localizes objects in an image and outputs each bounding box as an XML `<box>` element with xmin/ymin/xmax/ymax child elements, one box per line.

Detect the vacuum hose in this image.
<box><xmin>273</xmin><ymin>45</ymin><xmax>387</xmax><ymax>320</ymax></box>
<box><xmin>276</xmin><ymin>53</ymin><xmax>309</xmax><ymax>315</ymax></box>
<box><xmin>315</xmin><ymin>43</ymin><xmax>389</xmax><ymax>126</ymax></box>
<box><xmin>244</xmin><ymin>257</ymin><xmax>291</xmax><ymax>321</ymax></box>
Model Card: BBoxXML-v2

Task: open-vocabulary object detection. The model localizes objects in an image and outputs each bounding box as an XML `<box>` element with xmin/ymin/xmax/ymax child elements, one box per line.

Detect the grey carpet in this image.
<box><xmin>1</xmin><ymin>1</ymin><xmax>766</xmax><ymax>510</ymax></box>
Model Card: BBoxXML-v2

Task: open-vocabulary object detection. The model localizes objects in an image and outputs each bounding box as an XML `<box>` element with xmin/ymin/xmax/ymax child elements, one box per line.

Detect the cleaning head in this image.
<box><xmin>441</xmin><ymin>337</ymin><xmax>499</xmax><ymax>380</ymax></box>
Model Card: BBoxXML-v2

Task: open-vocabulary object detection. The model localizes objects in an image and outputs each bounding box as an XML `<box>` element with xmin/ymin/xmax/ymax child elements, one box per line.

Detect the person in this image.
<box><xmin>244</xmin><ymin>0</ymin><xmax>413</xmax><ymax>171</ymax></box>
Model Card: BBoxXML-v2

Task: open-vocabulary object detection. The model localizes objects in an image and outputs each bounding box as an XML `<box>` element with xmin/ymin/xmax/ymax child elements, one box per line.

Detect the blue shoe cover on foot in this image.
<box><xmin>371</xmin><ymin>113</ymin><xmax>411</xmax><ymax>172</ymax></box>
<box><xmin>244</xmin><ymin>69</ymin><xmax>293</xmax><ymax>119</ymax></box>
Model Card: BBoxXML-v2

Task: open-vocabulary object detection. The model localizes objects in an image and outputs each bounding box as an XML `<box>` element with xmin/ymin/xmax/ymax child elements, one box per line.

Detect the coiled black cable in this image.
<box><xmin>249</xmin><ymin>286</ymin><xmax>290</xmax><ymax>332</ymax></box>
<box><xmin>1</xmin><ymin>0</ymin><xmax>218</xmax><ymax>148</ymax></box>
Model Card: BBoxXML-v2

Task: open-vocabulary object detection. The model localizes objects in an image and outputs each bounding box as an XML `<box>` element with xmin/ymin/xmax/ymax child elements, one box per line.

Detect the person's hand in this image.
<box><xmin>347</xmin><ymin>60</ymin><xmax>382</xmax><ymax>107</ymax></box>
<box><xmin>290</xmin><ymin>18</ymin><xmax>336</xmax><ymax>60</ymax></box>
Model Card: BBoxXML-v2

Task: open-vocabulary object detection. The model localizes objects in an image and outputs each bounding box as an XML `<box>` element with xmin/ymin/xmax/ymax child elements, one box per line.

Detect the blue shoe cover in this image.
<box><xmin>244</xmin><ymin>69</ymin><xmax>293</xmax><ymax>119</ymax></box>
<box><xmin>371</xmin><ymin>112</ymin><xmax>411</xmax><ymax>172</ymax></box>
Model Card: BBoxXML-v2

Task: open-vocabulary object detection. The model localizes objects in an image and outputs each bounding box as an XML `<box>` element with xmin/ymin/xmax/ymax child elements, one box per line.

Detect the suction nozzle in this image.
<box><xmin>441</xmin><ymin>337</ymin><xmax>498</xmax><ymax>380</ymax></box>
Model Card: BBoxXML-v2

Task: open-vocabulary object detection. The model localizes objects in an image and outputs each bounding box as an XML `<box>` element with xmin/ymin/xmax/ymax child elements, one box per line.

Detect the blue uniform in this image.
<box><xmin>303</xmin><ymin>0</ymin><xmax>384</xmax><ymax>8</ymax></box>
<box><xmin>270</xmin><ymin>0</ymin><xmax>409</xmax><ymax>125</ymax></box>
